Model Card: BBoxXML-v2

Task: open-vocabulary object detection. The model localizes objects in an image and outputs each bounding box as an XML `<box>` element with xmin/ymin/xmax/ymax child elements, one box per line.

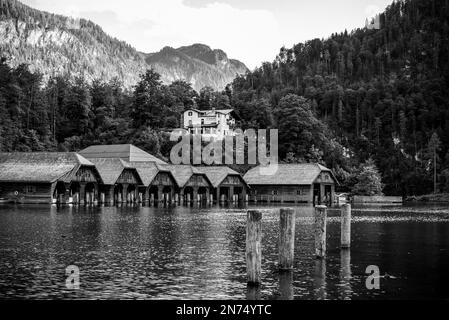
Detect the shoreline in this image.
<box><xmin>405</xmin><ymin>194</ymin><xmax>449</xmax><ymax>203</ymax></box>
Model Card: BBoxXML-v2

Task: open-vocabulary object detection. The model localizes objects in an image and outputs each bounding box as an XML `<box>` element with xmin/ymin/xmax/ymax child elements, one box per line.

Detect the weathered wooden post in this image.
<box><xmin>246</xmin><ymin>210</ymin><xmax>262</xmax><ymax>286</ymax></box>
<box><xmin>314</xmin><ymin>205</ymin><xmax>327</xmax><ymax>259</ymax></box>
<box><xmin>279</xmin><ymin>208</ymin><xmax>296</xmax><ymax>271</ymax></box>
<box><xmin>341</xmin><ymin>204</ymin><xmax>351</xmax><ymax>249</ymax></box>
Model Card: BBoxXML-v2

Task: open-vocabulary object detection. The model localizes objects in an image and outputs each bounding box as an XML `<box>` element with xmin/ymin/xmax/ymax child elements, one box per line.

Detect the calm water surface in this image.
<box><xmin>1</xmin><ymin>203</ymin><xmax>449</xmax><ymax>300</ymax></box>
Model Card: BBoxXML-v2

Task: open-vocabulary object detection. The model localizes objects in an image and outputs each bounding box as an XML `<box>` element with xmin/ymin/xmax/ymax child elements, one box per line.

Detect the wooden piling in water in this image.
<box><xmin>246</xmin><ymin>210</ymin><xmax>262</xmax><ymax>286</ymax></box>
<box><xmin>279</xmin><ymin>208</ymin><xmax>295</xmax><ymax>271</ymax></box>
<box><xmin>341</xmin><ymin>204</ymin><xmax>351</xmax><ymax>249</ymax></box>
<box><xmin>314</xmin><ymin>205</ymin><xmax>327</xmax><ymax>259</ymax></box>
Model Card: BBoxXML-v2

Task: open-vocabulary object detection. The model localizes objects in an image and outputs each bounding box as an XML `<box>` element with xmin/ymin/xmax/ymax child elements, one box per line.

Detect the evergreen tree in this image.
<box><xmin>352</xmin><ymin>159</ymin><xmax>384</xmax><ymax>196</ymax></box>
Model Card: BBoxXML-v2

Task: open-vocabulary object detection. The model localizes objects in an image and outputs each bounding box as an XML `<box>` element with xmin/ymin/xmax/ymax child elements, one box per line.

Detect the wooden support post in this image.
<box><xmin>341</xmin><ymin>204</ymin><xmax>351</xmax><ymax>249</ymax></box>
<box><xmin>314</xmin><ymin>205</ymin><xmax>327</xmax><ymax>259</ymax></box>
<box><xmin>193</xmin><ymin>187</ymin><xmax>199</xmax><ymax>203</ymax></box>
<box><xmin>205</xmin><ymin>189</ymin><xmax>210</xmax><ymax>204</ymax></box>
<box><xmin>279</xmin><ymin>208</ymin><xmax>295</xmax><ymax>271</ymax></box>
<box><xmin>157</xmin><ymin>187</ymin><xmax>163</xmax><ymax>204</ymax></box>
<box><xmin>242</xmin><ymin>187</ymin><xmax>247</xmax><ymax>203</ymax></box>
<box><xmin>144</xmin><ymin>188</ymin><xmax>150</xmax><ymax>205</ymax></box>
<box><xmin>79</xmin><ymin>183</ymin><xmax>86</xmax><ymax>205</ymax></box>
<box><xmin>246</xmin><ymin>210</ymin><xmax>262</xmax><ymax>286</ymax></box>
<box><xmin>106</xmin><ymin>186</ymin><xmax>114</xmax><ymax>205</ymax></box>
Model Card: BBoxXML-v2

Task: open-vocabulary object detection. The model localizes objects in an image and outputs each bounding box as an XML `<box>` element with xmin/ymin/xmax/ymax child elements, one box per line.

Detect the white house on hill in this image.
<box><xmin>181</xmin><ymin>108</ymin><xmax>237</xmax><ymax>140</ymax></box>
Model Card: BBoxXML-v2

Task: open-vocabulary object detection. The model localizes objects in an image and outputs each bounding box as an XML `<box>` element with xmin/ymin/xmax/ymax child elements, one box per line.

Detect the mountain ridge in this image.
<box><xmin>0</xmin><ymin>0</ymin><xmax>248</xmax><ymax>91</ymax></box>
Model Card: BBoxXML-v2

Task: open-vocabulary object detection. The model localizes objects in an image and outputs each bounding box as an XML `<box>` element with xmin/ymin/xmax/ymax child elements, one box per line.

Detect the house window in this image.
<box><xmin>26</xmin><ymin>185</ymin><xmax>36</xmax><ymax>193</ymax></box>
<box><xmin>272</xmin><ymin>190</ymin><xmax>278</xmax><ymax>195</ymax></box>
<box><xmin>188</xmin><ymin>112</ymin><xmax>193</xmax><ymax>116</ymax></box>
<box><xmin>297</xmin><ymin>190</ymin><xmax>301</xmax><ymax>195</ymax></box>
<box><xmin>201</xmin><ymin>119</ymin><xmax>205</xmax><ymax>125</ymax></box>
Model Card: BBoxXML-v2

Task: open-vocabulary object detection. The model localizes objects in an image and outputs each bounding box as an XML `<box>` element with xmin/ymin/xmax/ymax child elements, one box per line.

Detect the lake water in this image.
<box><xmin>1</xmin><ymin>203</ymin><xmax>449</xmax><ymax>300</ymax></box>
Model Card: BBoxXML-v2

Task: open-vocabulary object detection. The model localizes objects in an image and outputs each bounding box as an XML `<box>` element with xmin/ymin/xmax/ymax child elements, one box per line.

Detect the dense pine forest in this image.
<box><xmin>230</xmin><ymin>0</ymin><xmax>449</xmax><ymax>196</ymax></box>
<box><xmin>1</xmin><ymin>0</ymin><xmax>449</xmax><ymax>196</ymax></box>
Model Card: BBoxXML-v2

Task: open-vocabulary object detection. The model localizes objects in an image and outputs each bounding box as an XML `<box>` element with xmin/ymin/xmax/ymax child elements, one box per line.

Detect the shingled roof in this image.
<box><xmin>197</xmin><ymin>166</ymin><xmax>247</xmax><ymax>188</ymax></box>
<box><xmin>79</xmin><ymin>144</ymin><xmax>167</xmax><ymax>164</ymax></box>
<box><xmin>160</xmin><ymin>165</ymin><xmax>211</xmax><ymax>188</ymax></box>
<box><xmin>87</xmin><ymin>158</ymin><xmax>142</xmax><ymax>185</ymax></box>
<box><xmin>0</xmin><ymin>153</ymin><xmax>99</xmax><ymax>183</ymax></box>
<box><xmin>244</xmin><ymin>163</ymin><xmax>337</xmax><ymax>186</ymax></box>
<box><xmin>127</xmin><ymin>162</ymin><xmax>177</xmax><ymax>187</ymax></box>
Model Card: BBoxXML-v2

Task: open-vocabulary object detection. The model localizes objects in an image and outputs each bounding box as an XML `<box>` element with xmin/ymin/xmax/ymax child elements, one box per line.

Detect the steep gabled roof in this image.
<box><xmin>159</xmin><ymin>164</ymin><xmax>212</xmax><ymax>188</ymax></box>
<box><xmin>244</xmin><ymin>163</ymin><xmax>337</xmax><ymax>186</ymax></box>
<box><xmin>127</xmin><ymin>161</ymin><xmax>177</xmax><ymax>187</ymax></box>
<box><xmin>87</xmin><ymin>158</ymin><xmax>142</xmax><ymax>185</ymax></box>
<box><xmin>0</xmin><ymin>152</ymin><xmax>97</xmax><ymax>183</ymax></box>
<box><xmin>215</xmin><ymin>109</ymin><xmax>234</xmax><ymax>115</ymax></box>
<box><xmin>79</xmin><ymin>144</ymin><xmax>167</xmax><ymax>164</ymax></box>
<box><xmin>197</xmin><ymin>166</ymin><xmax>246</xmax><ymax>188</ymax></box>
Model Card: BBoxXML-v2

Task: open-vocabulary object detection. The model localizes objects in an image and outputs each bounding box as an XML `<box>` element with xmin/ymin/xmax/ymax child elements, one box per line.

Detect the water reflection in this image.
<box><xmin>339</xmin><ymin>249</ymin><xmax>352</xmax><ymax>300</ymax></box>
<box><xmin>246</xmin><ymin>285</ymin><xmax>261</xmax><ymax>300</ymax></box>
<box><xmin>313</xmin><ymin>259</ymin><xmax>327</xmax><ymax>300</ymax></box>
<box><xmin>278</xmin><ymin>272</ymin><xmax>293</xmax><ymax>300</ymax></box>
<box><xmin>1</xmin><ymin>204</ymin><xmax>449</xmax><ymax>299</ymax></box>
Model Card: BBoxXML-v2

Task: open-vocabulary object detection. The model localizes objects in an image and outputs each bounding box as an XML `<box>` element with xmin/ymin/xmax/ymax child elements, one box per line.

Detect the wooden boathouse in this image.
<box><xmin>86</xmin><ymin>158</ymin><xmax>143</xmax><ymax>204</ymax></box>
<box><xmin>0</xmin><ymin>153</ymin><xmax>102</xmax><ymax>204</ymax></box>
<box><xmin>161</xmin><ymin>165</ymin><xmax>213</xmax><ymax>204</ymax></box>
<box><xmin>129</xmin><ymin>162</ymin><xmax>178</xmax><ymax>204</ymax></box>
<box><xmin>198</xmin><ymin>166</ymin><xmax>249</xmax><ymax>203</ymax></box>
<box><xmin>244</xmin><ymin>163</ymin><xmax>337</xmax><ymax>205</ymax></box>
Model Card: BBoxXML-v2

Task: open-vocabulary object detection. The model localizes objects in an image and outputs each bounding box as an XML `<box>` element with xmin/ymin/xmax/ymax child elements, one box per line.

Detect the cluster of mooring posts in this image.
<box><xmin>246</xmin><ymin>204</ymin><xmax>352</xmax><ymax>298</ymax></box>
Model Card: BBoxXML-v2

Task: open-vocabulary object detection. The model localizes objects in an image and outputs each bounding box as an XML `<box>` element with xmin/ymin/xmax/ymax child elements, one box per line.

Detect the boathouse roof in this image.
<box><xmin>79</xmin><ymin>144</ymin><xmax>167</xmax><ymax>164</ymax></box>
<box><xmin>244</xmin><ymin>163</ymin><xmax>338</xmax><ymax>186</ymax></box>
<box><xmin>87</xmin><ymin>158</ymin><xmax>143</xmax><ymax>185</ymax></box>
<box><xmin>127</xmin><ymin>161</ymin><xmax>177</xmax><ymax>187</ymax></box>
<box><xmin>160</xmin><ymin>165</ymin><xmax>212</xmax><ymax>188</ymax></box>
<box><xmin>0</xmin><ymin>152</ymin><xmax>98</xmax><ymax>183</ymax></box>
<box><xmin>197</xmin><ymin>166</ymin><xmax>247</xmax><ymax>188</ymax></box>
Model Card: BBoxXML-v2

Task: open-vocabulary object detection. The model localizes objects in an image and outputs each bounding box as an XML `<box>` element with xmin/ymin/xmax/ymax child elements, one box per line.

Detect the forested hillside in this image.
<box><xmin>0</xmin><ymin>0</ymin><xmax>247</xmax><ymax>90</ymax></box>
<box><xmin>1</xmin><ymin>0</ymin><xmax>449</xmax><ymax>196</ymax></box>
<box><xmin>229</xmin><ymin>0</ymin><xmax>449</xmax><ymax>196</ymax></box>
<box><xmin>0</xmin><ymin>0</ymin><xmax>146</xmax><ymax>87</ymax></box>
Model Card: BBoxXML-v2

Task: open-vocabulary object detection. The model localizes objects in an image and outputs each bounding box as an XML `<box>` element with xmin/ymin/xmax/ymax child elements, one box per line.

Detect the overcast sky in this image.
<box><xmin>22</xmin><ymin>0</ymin><xmax>394</xmax><ymax>69</ymax></box>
